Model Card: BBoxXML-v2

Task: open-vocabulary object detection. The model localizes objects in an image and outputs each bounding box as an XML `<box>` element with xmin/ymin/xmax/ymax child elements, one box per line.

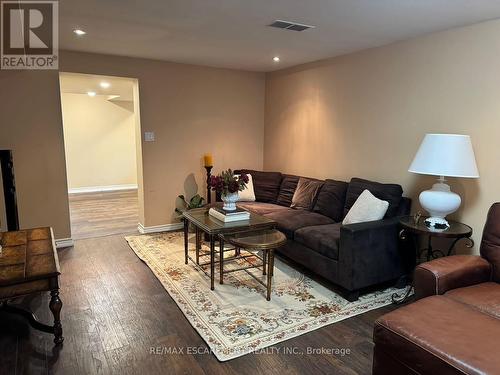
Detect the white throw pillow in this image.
<box><xmin>342</xmin><ymin>189</ymin><xmax>389</xmax><ymax>225</ymax></box>
<box><xmin>236</xmin><ymin>174</ymin><xmax>256</xmax><ymax>202</ymax></box>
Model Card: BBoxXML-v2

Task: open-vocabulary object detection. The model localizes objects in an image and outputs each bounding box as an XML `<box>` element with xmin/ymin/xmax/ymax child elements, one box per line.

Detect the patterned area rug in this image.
<box><xmin>126</xmin><ymin>231</ymin><xmax>404</xmax><ymax>361</ymax></box>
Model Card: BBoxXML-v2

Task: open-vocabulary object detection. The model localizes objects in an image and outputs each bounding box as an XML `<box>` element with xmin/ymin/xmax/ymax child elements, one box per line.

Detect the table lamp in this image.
<box><xmin>408</xmin><ymin>134</ymin><xmax>479</xmax><ymax>228</ymax></box>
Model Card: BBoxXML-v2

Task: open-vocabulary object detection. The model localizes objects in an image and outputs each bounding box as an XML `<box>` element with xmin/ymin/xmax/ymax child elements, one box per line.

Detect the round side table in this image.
<box><xmin>220</xmin><ymin>229</ymin><xmax>287</xmax><ymax>301</ymax></box>
<box><xmin>392</xmin><ymin>215</ymin><xmax>474</xmax><ymax>304</ymax></box>
<box><xmin>399</xmin><ymin>215</ymin><xmax>473</xmax><ymax>261</ymax></box>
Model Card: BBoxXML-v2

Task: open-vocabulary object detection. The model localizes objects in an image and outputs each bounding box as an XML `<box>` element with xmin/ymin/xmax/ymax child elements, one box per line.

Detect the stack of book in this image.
<box><xmin>209</xmin><ymin>207</ymin><xmax>250</xmax><ymax>222</ymax></box>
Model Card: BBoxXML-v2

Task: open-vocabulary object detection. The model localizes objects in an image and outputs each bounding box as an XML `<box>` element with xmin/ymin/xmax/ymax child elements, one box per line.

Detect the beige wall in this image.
<box><xmin>265</xmin><ymin>19</ymin><xmax>500</xmax><ymax>252</ymax></box>
<box><xmin>61</xmin><ymin>93</ymin><xmax>138</xmax><ymax>190</ymax></box>
<box><xmin>0</xmin><ymin>51</ymin><xmax>265</xmax><ymax>237</ymax></box>
<box><xmin>59</xmin><ymin>51</ymin><xmax>265</xmax><ymax>227</ymax></box>
<box><xmin>0</xmin><ymin>70</ymin><xmax>72</xmax><ymax>238</ymax></box>
<box><xmin>5</xmin><ymin>19</ymin><xmax>499</xmax><ymax>243</ymax></box>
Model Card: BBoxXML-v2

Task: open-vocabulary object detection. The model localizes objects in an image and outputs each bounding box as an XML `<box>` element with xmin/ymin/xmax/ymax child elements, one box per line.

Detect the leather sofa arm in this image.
<box><xmin>414</xmin><ymin>255</ymin><xmax>491</xmax><ymax>299</ymax></box>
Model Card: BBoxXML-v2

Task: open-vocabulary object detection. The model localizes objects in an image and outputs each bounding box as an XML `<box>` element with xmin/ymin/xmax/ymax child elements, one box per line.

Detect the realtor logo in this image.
<box><xmin>1</xmin><ymin>1</ymin><xmax>58</xmax><ymax>69</ymax></box>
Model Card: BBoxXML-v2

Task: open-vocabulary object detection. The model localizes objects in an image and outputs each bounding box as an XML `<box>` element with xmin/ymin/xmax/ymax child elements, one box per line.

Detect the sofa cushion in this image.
<box><xmin>276</xmin><ymin>174</ymin><xmax>300</xmax><ymax>207</ymax></box>
<box><xmin>312</xmin><ymin>179</ymin><xmax>348</xmax><ymax>222</ymax></box>
<box><xmin>396</xmin><ymin>197</ymin><xmax>412</xmax><ymax>216</ymax></box>
<box><xmin>294</xmin><ymin>223</ymin><xmax>342</xmax><ymax>260</ymax></box>
<box><xmin>235</xmin><ymin>169</ymin><xmax>282</xmax><ymax>203</ymax></box>
<box><xmin>236</xmin><ymin>202</ymin><xmax>290</xmax><ymax>216</ymax></box>
<box><xmin>342</xmin><ymin>189</ymin><xmax>389</xmax><ymax>225</ymax></box>
<box><xmin>235</xmin><ymin>174</ymin><xmax>256</xmax><ymax>202</ymax></box>
<box><xmin>374</xmin><ymin>296</ymin><xmax>500</xmax><ymax>375</ymax></box>
<box><xmin>344</xmin><ymin>178</ymin><xmax>403</xmax><ymax>218</ymax></box>
<box><xmin>291</xmin><ymin>177</ymin><xmax>324</xmax><ymax>210</ymax></box>
<box><xmin>445</xmin><ymin>282</ymin><xmax>500</xmax><ymax>320</ymax></box>
<box><xmin>264</xmin><ymin>210</ymin><xmax>334</xmax><ymax>239</ymax></box>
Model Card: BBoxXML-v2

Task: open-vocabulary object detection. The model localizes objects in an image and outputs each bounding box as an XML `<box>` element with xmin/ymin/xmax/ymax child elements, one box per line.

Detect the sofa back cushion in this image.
<box><xmin>480</xmin><ymin>202</ymin><xmax>500</xmax><ymax>283</ymax></box>
<box><xmin>276</xmin><ymin>174</ymin><xmax>300</xmax><ymax>207</ymax></box>
<box><xmin>313</xmin><ymin>179</ymin><xmax>348</xmax><ymax>222</ymax></box>
<box><xmin>234</xmin><ymin>169</ymin><xmax>282</xmax><ymax>203</ymax></box>
<box><xmin>397</xmin><ymin>197</ymin><xmax>412</xmax><ymax>216</ymax></box>
<box><xmin>290</xmin><ymin>177</ymin><xmax>324</xmax><ymax>210</ymax></box>
<box><xmin>344</xmin><ymin>178</ymin><xmax>403</xmax><ymax>219</ymax></box>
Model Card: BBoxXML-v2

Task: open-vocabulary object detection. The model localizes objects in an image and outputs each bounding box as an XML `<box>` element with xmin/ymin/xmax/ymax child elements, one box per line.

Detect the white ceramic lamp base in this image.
<box><xmin>419</xmin><ymin>177</ymin><xmax>461</xmax><ymax>228</ymax></box>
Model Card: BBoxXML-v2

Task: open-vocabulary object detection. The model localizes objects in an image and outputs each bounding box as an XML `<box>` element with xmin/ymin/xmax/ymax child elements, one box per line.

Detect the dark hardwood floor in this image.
<box><xmin>69</xmin><ymin>190</ymin><xmax>139</xmax><ymax>240</ymax></box>
<box><xmin>0</xmin><ymin>233</ymin><xmax>397</xmax><ymax>375</ymax></box>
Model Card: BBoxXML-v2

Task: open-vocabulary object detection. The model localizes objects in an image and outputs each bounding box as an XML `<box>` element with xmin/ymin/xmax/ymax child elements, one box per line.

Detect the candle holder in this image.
<box><xmin>204</xmin><ymin>166</ymin><xmax>213</xmax><ymax>204</ymax></box>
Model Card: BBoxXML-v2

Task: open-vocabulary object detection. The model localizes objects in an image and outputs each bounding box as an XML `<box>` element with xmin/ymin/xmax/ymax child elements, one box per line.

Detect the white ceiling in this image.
<box><xmin>59</xmin><ymin>73</ymin><xmax>135</xmax><ymax>101</ymax></box>
<box><xmin>59</xmin><ymin>0</ymin><xmax>500</xmax><ymax>72</ymax></box>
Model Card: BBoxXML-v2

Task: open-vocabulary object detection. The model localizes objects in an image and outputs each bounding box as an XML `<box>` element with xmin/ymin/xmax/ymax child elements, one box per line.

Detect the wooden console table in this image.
<box><xmin>0</xmin><ymin>227</ymin><xmax>64</xmax><ymax>345</ymax></box>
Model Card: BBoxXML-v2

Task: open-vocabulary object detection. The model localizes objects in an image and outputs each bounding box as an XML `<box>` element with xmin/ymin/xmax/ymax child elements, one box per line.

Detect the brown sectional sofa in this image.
<box><xmin>234</xmin><ymin>169</ymin><xmax>411</xmax><ymax>301</ymax></box>
<box><xmin>373</xmin><ymin>203</ymin><xmax>500</xmax><ymax>374</ymax></box>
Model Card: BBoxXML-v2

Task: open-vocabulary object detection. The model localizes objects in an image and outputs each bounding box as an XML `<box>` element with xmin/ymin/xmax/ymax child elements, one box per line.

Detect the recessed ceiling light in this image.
<box><xmin>100</xmin><ymin>81</ymin><xmax>110</xmax><ymax>89</ymax></box>
<box><xmin>273</xmin><ymin>56</ymin><xmax>280</xmax><ymax>62</ymax></box>
<box><xmin>73</xmin><ymin>29</ymin><xmax>86</xmax><ymax>36</ymax></box>
<box><xmin>87</xmin><ymin>91</ymin><xmax>96</xmax><ymax>97</ymax></box>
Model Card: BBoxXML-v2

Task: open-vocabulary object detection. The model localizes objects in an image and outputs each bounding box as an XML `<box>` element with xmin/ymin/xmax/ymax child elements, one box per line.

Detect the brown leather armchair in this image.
<box><xmin>414</xmin><ymin>202</ymin><xmax>499</xmax><ymax>299</ymax></box>
<box><xmin>373</xmin><ymin>203</ymin><xmax>500</xmax><ymax>375</ymax></box>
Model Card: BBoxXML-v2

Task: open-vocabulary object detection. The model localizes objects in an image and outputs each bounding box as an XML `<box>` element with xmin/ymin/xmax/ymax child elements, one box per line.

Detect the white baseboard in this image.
<box><xmin>138</xmin><ymin>222</ymin><xmax>183</xmax><ymax>234</ymax></box>
<box><xmin>68</xmin><ymin>184</ymin><xmax>138</xmax><ymax>194</ymax></box>
<box><xmin>55</xmin><ymin>238</ymin><xmax>74</xmax><ymax>248</ymax></box>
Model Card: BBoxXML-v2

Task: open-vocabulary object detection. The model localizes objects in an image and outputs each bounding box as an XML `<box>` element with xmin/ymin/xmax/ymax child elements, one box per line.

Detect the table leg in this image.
<box><xmin>411</xmin><ymin>233</ymin><xmax>419</xmax><ymax>267</ymax></box>
<box><xmin>270</xmin><ymin>251</ymin><xmax>274</xmax><ymax>277</ymax></box>
<box><xmin>49</xmin><ymin>289</ymin><xmax>64</xmax><ymax>345</ymax></box>
<box><xmin>427</xmin><ymin>236</ymin><xmax>433</xmax><ymax>261</ymax></box>
<box><xmin>195</xmin><ymin>227</ymin><xmax>200</xmax><ymax>265</ymax></box>
<box><xmin>266</xmin><ymin>249</ymin><xmax>274</xmax><ymax>301</ymax></box>
<box><xmin>210</xmin><ymin>235</ymin><xmax>215</xmax><ymax>290</ymax></box>
<box><xmin>391</xmin><ymin>285</ymin><xmax>414</xmax><ymax>305</ymax></box>
<box><xmin>262</xmin><ymin>249</ymin><xmax>267</xmax><ymax>275</ymax></box>
<box><xmin>409</xmin><ymin>232</ymin><xmax>422</xmax><ymax>264</ymax></box>
<box><xmin>447</xmin><ymin>236</ymin><xmax>474</xmax><ymax>256</ymax></box>
<box><xmin>0</xmin><ymin>300</ymin><xmax>62</xmax><ymax>342</ymax></box>
<box><xmin>184</xmin><ymin>219</ymin><xmax>189</xmax><ymax>265</ymax></box>
<box><xmin>219</xmin><ymin>237</ymin><xmax>224</xmax><ymax>284</ymax></box>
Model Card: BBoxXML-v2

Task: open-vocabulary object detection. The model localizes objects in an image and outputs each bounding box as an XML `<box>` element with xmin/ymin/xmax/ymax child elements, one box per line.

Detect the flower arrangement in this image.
<box><xmin>209</xmin><ymin>169</ymin><xmax>249</xmax><ymax>196</ymax></box>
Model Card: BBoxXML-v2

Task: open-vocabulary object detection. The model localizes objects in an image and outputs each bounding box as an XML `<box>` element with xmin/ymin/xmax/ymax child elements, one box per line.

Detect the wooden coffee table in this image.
<box><xmin>0</xmin><ymin>227</ymin><xmax>63</xmax><ymax>345</ymax></box>
<box><xmin>182</xmin><ymin>205</ymin><xmax>277</xmax><ymax>290</ymax></box>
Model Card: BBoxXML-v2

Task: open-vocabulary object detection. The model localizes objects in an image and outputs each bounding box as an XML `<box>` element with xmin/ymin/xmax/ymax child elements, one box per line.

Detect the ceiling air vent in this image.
<box><xmin>268</xmin><ymin>20</ymin><xmax>315</xmax><ymax>32</ymax></box>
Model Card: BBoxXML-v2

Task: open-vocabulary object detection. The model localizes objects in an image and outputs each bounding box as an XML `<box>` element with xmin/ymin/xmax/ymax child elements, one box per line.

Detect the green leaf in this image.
<box><xmin>188</xmin><ymin>195</ymin><xmax>203</xmax><ymax>209</ymax></box>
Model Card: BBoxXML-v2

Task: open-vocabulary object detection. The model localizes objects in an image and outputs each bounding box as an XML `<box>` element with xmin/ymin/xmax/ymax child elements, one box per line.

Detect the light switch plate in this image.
<box><xmin>144</xmin><ymin>131</ymin><xmax>155</xmax><ymax>142</ymax></box>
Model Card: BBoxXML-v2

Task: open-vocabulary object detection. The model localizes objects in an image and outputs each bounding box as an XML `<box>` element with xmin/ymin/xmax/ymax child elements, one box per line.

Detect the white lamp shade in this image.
<box><xmin>409</xmin><ymin>134</ymin><xmax>479</xmax><ymax>178</ymax></box>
